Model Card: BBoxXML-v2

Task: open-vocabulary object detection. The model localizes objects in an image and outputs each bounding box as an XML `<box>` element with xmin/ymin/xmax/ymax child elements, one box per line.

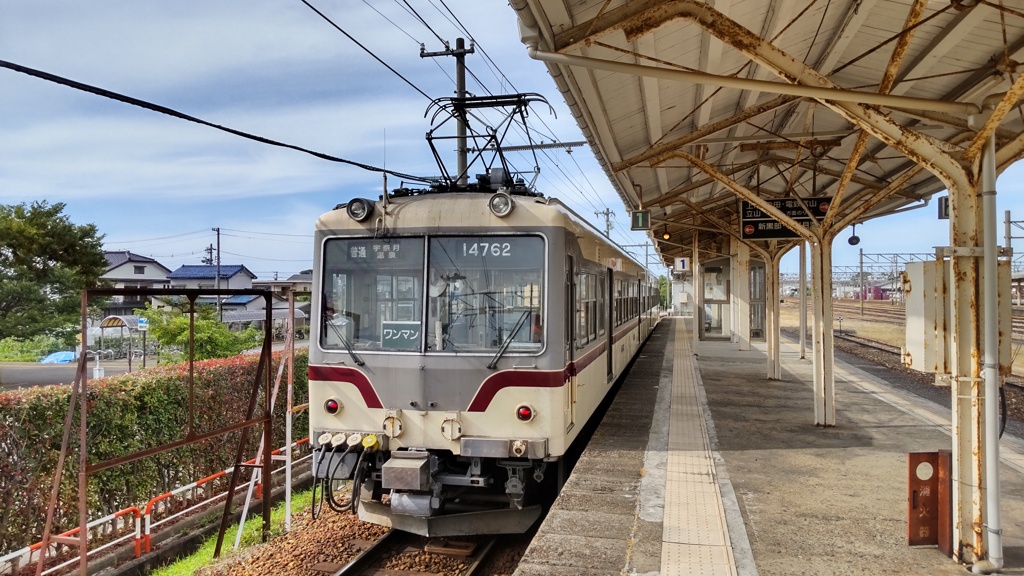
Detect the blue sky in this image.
<box><xmin>2</xmin><ymin>1</ymin><xmax>1022</xmax><ymax>280</ymax></box>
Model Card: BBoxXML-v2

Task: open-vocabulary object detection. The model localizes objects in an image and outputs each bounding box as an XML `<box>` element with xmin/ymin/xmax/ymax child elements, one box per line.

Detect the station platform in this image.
<box><xmin>513</xmin><ymin>317</ymin><xmax>1024</xmax><ymax>576</ymax></box>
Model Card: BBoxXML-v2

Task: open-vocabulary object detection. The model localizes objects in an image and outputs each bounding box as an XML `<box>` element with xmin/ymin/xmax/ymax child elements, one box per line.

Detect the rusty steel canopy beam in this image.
<box><xmin>614</xmin><ymin>94</ymin><xmax>799</xmax><ymax>172</ymax></box>
<box><xmin>525</xmin><ymin>0</ymin><xmax>975</xmax><ymax>194</ymax></box>
<box><xmin>669</xmin><ymin>149</ymin><xmax>819</xmax><ymax>243</ymax></box>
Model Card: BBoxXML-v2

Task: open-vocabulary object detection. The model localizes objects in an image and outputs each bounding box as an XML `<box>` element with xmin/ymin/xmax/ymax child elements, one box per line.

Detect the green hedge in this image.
<box><xmin>0</xmin><ymin>349</ymin><xmax>309</xmax><ymax>555</ymax></box>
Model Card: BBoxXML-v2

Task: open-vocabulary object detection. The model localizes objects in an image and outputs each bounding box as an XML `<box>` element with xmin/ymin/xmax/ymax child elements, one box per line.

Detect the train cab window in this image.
<box><xmin>320</xmin><ymin>237</ymin><xmax>425</xmax><ymax>351</ymax></box>
<box><xmin>426</xmin><ymin>236</ymin><xmax>545</xmax><ymax>353</ymax></box>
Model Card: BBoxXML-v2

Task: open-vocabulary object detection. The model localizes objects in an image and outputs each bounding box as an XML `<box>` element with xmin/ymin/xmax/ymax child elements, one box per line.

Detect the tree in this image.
<box><xmin>659</xmin><ymin>275</ymin><xmax>671</xmax><ymax>309</ymax></box>
<box><xmin>0</xmin><ymin>201</ymin><xmax>106</xmax><ymax>342</ymax></box>
<box><xmin>139</xmin><ymin>304</ymin><xmax>263</xmax><ymax>361</ymax></box>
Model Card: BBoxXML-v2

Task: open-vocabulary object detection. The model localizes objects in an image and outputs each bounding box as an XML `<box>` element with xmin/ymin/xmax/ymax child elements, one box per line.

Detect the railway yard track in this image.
<box><xmin>829</xmin><ymin>300</ymin><xmax>1024</xmax><ymax>339</ymax></box>
<box><xmin>825</xmin><ymin>325</ymin><xmax>1024</xmax><ymax>425</ymax></box>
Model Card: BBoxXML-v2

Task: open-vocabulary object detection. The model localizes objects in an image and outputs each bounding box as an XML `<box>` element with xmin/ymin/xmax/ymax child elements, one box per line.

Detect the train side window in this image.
<box><xmin>597</xmin><ymin>272</ymin><xmax>606</xmax><ymax>337</ymax></box>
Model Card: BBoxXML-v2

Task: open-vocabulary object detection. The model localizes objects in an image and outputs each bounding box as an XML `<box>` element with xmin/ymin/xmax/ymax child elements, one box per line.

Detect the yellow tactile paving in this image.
<box><xmin>661</xmin><ymin>320</ymin><xmax>738</xmax><ymax>576</ymax></box>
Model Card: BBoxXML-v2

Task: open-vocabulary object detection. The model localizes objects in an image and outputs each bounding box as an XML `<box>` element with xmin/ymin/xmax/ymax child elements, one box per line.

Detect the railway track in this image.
<box><xmin>315</xmin><ymin>528</ymin><xmax>499</xmax><ymax>573</ymax></box>
<box><xmin>832</xmin><ymin>331</ymin><xmax>1024</xmax><ymax>404</ymax></box>
<box><xmin>328</xmin><ymin>530</ymin><xmax>499</xmax><ymax>576</ymax></box>
<box><xmin>805</xmin><ymin>299</ymin><xmax>1024</xmax><ymax>339</ymax></box>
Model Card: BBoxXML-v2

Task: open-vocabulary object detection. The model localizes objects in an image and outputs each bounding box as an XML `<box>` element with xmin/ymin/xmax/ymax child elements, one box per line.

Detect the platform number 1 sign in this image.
<box><xmin>631</xmin><ymin>210</ymin><xmax>651</xmax><ymax>230</ymax></box>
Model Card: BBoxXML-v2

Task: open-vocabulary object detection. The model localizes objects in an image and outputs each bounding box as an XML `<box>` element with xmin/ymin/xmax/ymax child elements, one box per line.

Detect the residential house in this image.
<box><xmin>162</xmin><ymin>264</ymin><xmax>305</xmax><ymax>330</ymax></box>
<box><xmin>167</xmin><ymin>264</ymin><xmax>257</xmax><ymax>290</ymax></box>
<box><xmin>100</xmin><ymin>251</ymin><xmax>172</xmax><ymax>316</ymax></box>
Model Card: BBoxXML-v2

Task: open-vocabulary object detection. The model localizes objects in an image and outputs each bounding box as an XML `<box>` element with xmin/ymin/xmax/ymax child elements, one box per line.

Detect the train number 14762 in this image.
<box><xmin>462</xmin><ymin>242</ymin><xmax>512</xmax><ymax>257</ymax></box>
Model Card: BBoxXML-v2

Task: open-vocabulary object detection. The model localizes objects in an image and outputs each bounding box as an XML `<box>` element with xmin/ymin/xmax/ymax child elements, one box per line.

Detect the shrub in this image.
<box><xmin>0</xmin><ymin>335</ymin><xmax>70</xmax><ymax>362</ymax></box>
<box><xmin>0</xmin><ymin>349</ymin><xmax>309</xmax><ymax>555</ymax></box>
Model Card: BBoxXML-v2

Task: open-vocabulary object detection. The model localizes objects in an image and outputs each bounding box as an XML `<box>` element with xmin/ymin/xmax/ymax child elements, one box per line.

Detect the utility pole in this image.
<box><xmin>213</xmin><ymin>227</ymin><xmax>222</xmax><ymax>321</ymax></box>
<box><xmin>421</xmin><ymin>38</ymin><xmax>475</xmax><ymax>186</ymax></box>
<box><xmin>598</xmin><ymin>207</ymin><xmax>610</xmax><ymax>236</ymax></box>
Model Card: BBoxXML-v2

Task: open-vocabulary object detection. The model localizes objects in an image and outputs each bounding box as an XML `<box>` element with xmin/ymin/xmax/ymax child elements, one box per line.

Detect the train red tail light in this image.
<box><xmin>324</xmin><ymin>399</ymin><xmax>341</xmax><ymax>414</ymax></box>
<box><xmin>516</xmin><ymin>404</ymin><xmax>535</xmax><ymax>422</ymax></box>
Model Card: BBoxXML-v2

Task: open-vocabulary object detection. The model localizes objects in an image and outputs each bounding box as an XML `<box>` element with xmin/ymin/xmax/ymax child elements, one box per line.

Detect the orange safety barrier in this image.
<box><xmin>3</xmin><ymin>437</ymin><xmax>309</xmax><ymax>575</ymax></box>
<box><xmin>1</xmin><ymin>506</ymin><xmax>143</xmax><ymax>576</ymax></box>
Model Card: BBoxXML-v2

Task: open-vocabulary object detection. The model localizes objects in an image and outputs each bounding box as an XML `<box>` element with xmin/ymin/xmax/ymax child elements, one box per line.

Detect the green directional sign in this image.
<box><xmin>631</xmin><ymin>210</ymin><xmax>651</xmax><ymax>230</ymax></box>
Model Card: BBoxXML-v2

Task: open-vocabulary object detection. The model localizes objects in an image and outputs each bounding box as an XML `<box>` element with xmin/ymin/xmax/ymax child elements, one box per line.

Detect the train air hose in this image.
<box><xmin>349</xmin><ymin>435</ymin><xmax>380</xmax><ymax>513</ymax></box>
<box><xmin>325</xmin><ymin>444</ymin><xmax>357</xmax><ymax>513</ymax></box>
<box><xmin>312</xmin><ymin>432</ymin><xmax>354</xmax><ymax>519</ymax></box>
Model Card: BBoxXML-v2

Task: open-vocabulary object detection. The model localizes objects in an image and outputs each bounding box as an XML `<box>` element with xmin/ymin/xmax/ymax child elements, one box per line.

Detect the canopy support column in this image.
<box><xmin>810</xmin><ymin>237</ymin><xmax>836</xmax><ymax>426</ymax></box>
<box><xmin>734</xmin><ymin>237</ymin><xmax>751</xmax><ymax>350</ymax></box>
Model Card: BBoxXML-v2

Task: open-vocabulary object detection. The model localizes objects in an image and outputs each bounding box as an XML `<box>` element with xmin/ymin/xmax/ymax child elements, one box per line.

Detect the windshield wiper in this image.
<box><xmin>487</xmin><ymin>309</ymin><xmax>532</xmax><ymax>370</ymax></box>
<box><xmin>325</xmin><ymin>316</ymin><xmax>365</xmax><ymax>366</ymax></box>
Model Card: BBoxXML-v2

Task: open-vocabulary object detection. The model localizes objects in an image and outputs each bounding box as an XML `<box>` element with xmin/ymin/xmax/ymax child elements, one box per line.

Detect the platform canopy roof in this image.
<box><xmin>510</xmin><ymin>0</ymin><xmax>1024</xmax><ymax>264</ymax></box>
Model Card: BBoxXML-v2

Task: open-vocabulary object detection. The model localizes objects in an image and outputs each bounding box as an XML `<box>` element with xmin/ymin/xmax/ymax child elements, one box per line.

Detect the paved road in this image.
<box><xmin>0</xmin><ymin>359</ymin><xmax>136</xmax><ymax>391</ymax></box>
<box><xmin>1</xmin><ymin>341</ymin><xmax>310</xmax><ymax>391</ymax></box>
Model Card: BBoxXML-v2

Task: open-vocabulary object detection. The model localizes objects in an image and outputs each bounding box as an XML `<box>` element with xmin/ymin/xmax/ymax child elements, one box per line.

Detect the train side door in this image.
<box><xmin>564</xmin><ymin>256</ymin><xmax>576</xmax><ymax>433</ymax></box>
<box><xmin>606</xmin><ymin>269</ymin><xmax>614</xmax><ymax>382</ymax></box>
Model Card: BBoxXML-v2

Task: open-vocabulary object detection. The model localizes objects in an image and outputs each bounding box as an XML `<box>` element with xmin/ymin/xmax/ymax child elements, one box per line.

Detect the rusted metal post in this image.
<box><xmin>947</xmin><ymin>161</ymin><xmax>984</xmax><ymax>564</ymax></box>
<box><xmin>285</xmin><ymin>290</ymin><xmax>295</xmax><ymax>531</ymax></box>
<box><xmin>76</xmin><ymin>291</ymin><xmax>89</xmax><ymax>576</ymax></box>
<box><xmin>262</xmin><ymin>296</ymin><xmax>273</xmax><ymax>542</ymax></box>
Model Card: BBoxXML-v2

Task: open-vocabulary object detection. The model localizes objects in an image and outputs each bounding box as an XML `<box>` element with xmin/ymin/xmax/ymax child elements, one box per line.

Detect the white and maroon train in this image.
<box><xmin>308</xmin><ymin>183</ymin><xmax>659</xmax><ymax>536</ymax></box>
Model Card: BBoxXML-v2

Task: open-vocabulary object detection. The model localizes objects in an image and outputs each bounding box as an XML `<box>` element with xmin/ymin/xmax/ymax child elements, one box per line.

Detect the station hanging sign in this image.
<box><xmin>740</xmin><ymin>197</ymin><xmax>830</xmax><ymax>240</ymax></box>
<box><xmin>630</xmin><ymin>210</ymin><xmax>651</xmax><ymax>230</ymax></box>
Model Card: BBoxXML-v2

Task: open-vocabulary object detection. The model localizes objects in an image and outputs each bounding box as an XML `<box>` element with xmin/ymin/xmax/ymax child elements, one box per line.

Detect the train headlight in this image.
<box><xmin>516</xmin><ymin>404</ymin><xmax>535</xmax><ymax>422</ymax></box>
<box><xmin>324</xmin><ymin>398</ymin><xmax>342</xmax><ymax>414</ymax></box>
<box><xmin>488</xmin><ymin>192</ymin><xmax>515</xmax><ymax>218</ymax></box>
<box><xmin>346</xmin><ymin>198</ymin><xmax>374</xmax><ymax>222</ymax></box>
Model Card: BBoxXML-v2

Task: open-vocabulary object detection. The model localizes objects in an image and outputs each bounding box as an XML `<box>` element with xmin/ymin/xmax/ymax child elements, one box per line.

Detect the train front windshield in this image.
<box><xmin>321</xmin><ymin>235</ymin><xmax>544</xmax><ymax>353</ymax></box>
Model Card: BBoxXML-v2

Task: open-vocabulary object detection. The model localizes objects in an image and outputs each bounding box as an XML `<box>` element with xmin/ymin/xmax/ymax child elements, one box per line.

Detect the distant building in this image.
<box><xmin>100</xmin><ymin>251</ymin><xmax>172</xmax><ymax>316</ymax></box>
<box><xmin>254</xmin><ymin>270</ymin><xmax>313</xmax><ymax>298</ymax></box>
<box><xmin>167</xmin><ymin>264</ymin><xmax>257</xmax><ymax>290</ymax></box>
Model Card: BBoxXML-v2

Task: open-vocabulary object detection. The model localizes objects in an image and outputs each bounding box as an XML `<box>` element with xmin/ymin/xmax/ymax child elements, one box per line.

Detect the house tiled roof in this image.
<box><xmin>168</xmin><ymin>265</ymin><xmax>257</xmax><ymax>280</ymax></box>
<box><xmin>103</xmin><ymin>251</ymin><xmax>169</xmax><ymax>273</ymax></box>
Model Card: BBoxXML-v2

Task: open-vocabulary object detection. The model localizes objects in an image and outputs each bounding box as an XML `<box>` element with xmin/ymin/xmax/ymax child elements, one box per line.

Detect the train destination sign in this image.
<box><xmin>740</xmin><ymin>198</ymin><xmax>830</xmax><ymax>240</ymax></box>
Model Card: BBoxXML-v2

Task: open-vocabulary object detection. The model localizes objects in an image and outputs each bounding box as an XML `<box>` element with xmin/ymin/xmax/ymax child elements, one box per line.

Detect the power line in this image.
<box><xmin>0</xmin><ymin>59</ymin><xmax>432</xmax><ymax>183</ymax></box>
<box><xmin>103</xmin><ymin>229</ymin><xmax>210</xmax><ymax>244</ymax></box>
<box><xmin>401</xmin><ymin>0</ymin><xmax>447</xmax><ymax>45</ymax></box>
<box><xmin>221</xmin><ymin>250</ymin><xmax>311</xmax><ymax>262</ymax></box>
<box><xmin>220</xmin><ymin>232</ymin><xmax>311</xmax><ymax>246</ymax></box>
<box><xmin>361</xmin><ymin>0</ymin><xmax>421</xmax><ymax>45</ymax></box>
<box><xmin>220</xmin><ymin>228</ymin><xmax>313</xmax><ymax>238</ymax></box>
<box><xmin>298</xmin><ymin>0</ymin><xmax>432</xmax><ymax>101</ymax></box>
